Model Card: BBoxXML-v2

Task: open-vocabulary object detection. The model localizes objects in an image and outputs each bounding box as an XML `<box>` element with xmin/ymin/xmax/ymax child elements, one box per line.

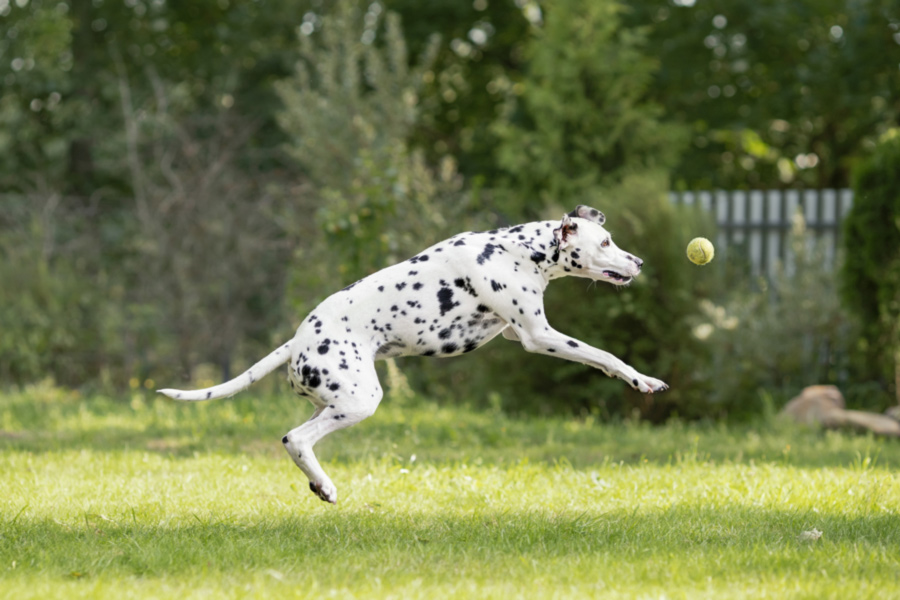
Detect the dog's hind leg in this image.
<box><xmin>282</xmin><ymin>363</ymin><xmax>383</xmax><ymax>504</ymax></box>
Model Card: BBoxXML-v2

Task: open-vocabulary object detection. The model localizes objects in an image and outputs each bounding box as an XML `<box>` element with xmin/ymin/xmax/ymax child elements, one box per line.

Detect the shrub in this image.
<box><xmin>0</xmin><ymin>196</ymin><xmax>122</xmax><ymax>387</ymax></box>
<box><xmin>699</xmin><ymin>215</ymin><xmax>864</xmax><ymax>417</ymax></box>
<box><xmin>841</xmin><ymin>130</ymin><xmax>900</xmax><ymax>402</ymax></box>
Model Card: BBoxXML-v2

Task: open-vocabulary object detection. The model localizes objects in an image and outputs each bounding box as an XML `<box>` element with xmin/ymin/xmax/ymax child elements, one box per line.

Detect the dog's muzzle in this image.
<box><xmin>628</xmin><ymin>255</ymin><xmax>643</xmax><ymax>270</ymax></box>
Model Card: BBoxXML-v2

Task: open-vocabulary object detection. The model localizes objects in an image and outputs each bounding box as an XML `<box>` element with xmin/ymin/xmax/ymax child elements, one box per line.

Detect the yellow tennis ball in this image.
<box><xmin>686</xmin><ymin>237</ymin><xmax>715</xmax><ymax>265</ymax></box>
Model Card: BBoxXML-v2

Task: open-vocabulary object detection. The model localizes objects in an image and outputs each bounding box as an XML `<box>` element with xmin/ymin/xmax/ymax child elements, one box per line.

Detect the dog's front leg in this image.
<box><xmin>512</xmin><ymin>321</ymin><xmax>667</xmax><ymax>393</ymax></box>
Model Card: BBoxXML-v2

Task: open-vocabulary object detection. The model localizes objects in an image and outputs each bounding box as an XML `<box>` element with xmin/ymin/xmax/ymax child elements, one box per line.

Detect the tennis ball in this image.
<box><xmin>686</xmin><ymin>237</ymin><xmax>715</xmax><ymax>265</ymax></box>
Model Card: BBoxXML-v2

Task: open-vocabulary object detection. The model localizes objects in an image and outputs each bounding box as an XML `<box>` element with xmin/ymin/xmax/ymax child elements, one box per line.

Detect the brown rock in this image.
<box><xmin>781</xmin><ymin>385</ymin><xmax>900</xmax><ymax>437</ymax></box>
<box><xmin>781</xmin><ymin>385</ymin><xmax>845</xmax><ymax>427</ymax></box>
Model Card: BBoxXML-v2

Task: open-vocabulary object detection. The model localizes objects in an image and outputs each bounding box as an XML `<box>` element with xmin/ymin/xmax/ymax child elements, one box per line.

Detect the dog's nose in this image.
<box><xmin>629</xmin><ymin>255</ymin><xmax>643</xmax><ymax>269</ymax></box>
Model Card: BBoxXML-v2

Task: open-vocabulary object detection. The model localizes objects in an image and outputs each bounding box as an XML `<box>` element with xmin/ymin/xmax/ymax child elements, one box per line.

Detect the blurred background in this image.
<box><xmin>1</xmin><ymin>0</ymin><xmax>899</xmax><ymax>421</ymax></box>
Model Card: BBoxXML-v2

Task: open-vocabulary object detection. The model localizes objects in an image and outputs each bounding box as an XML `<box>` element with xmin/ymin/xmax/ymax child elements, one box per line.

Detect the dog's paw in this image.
<box><xmin>627</xmin><ymin>374</ymin><xmax>668</xmax><ymax>394</ymax></box>
<box><xmin>641</xmin><ymin>375</ymin><xmax>668</xmax><ymax>394</ymax></box>
<box><xmin>309</xmin><ymin>479</ymin><xmax>338</xmax><ymax>504</ymax></box>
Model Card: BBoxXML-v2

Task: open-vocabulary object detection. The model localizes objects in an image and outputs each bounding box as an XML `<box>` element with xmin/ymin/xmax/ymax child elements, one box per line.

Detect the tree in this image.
<box><xmin>383</xmin><ymin>0</ymin><xmax>532</xmax><ymax>179</ymax></box>
<box><xmin>275</xmin><ymin>0</ymin><xmax>467</xmax><ymax>281</ymax></box>
<box><xmin>628</xmin><ymin>0</ymin><xmax>900</xmax><ymax>189</ymax></box>
<box><xmin>492</xmin><ymin>0</ymin><xmax>685</xmax><ymax>217</ymax></box>
<box><xmin>841</xmin><ymin>130</ymin><xmax>900</xmax><ymax>403</ymax></box>
<box><xmin>0</xmin><ymin>0</ymin><xmax>309</xmax><ymax>385</ymax></box>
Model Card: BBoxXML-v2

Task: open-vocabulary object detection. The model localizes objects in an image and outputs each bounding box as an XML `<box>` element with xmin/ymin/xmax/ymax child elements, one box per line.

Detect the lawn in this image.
<box><xmin>1</xmin><ymin>381</ymin><xmax>899</xmax><ymax>599</ymax></box>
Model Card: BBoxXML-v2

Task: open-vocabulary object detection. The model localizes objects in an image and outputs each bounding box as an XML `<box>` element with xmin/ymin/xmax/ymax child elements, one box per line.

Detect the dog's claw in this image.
<box><xmin>309</xmin><ymin>480</ymin><xmax>337</xmax><ymax>504</ymax></box>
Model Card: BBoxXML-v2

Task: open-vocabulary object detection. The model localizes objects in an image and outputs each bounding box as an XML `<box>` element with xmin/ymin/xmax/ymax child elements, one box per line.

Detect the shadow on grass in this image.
<box><xmin>2</xmin><ymin>506</ymin><xmax>898</xmax><ymax>583</ymax></box>
<box><xmin>2</xmin><ymin>388</ymin><xmax>899</xmax><ymax>469</ymax></box>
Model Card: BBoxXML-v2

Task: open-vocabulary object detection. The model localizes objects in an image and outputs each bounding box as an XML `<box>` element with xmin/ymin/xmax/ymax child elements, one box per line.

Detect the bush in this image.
<box><xmin>275</xmin><ymin>0</ymin><xmax>469</xmax><ymax>283</ymax></box>
<box><xmin>492</xmin><ymin>0</ymin><xmax>685</xmax><ymax>217</ymax></box>
<box><xmin>841</xmin><ymin>130</ymin><xmax>900</xmax><ymax>401</ymax></box>
<box><xmin>0</xmin><ymin>196</ymin><xmax>122</xmax><ymax>387</ymax></box>
<box><xmin>699</xmin><ymin>215</ymin><xmax>865</xmax><ymax>417</ymax></box>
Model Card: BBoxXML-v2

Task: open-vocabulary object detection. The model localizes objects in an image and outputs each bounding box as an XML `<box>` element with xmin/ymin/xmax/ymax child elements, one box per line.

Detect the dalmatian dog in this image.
<box><xmin>158</xmin><ymin>205</ymin><xmax>667</xmax><ymax>504</ymax></box>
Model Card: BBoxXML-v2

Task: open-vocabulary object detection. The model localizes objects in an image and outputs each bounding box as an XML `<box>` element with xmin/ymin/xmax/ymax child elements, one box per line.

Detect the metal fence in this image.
<box><xmin>669</xmin><ymin>189</ymin><xmax>854</xmax><ymax>279</ymax></box>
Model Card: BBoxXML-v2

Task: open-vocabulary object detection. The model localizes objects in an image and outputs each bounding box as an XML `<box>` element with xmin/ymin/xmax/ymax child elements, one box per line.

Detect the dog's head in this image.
<box><xmin>553</xmin><ymin>205</ymin><xmax>643</xmax><ymax>286</ymax></box>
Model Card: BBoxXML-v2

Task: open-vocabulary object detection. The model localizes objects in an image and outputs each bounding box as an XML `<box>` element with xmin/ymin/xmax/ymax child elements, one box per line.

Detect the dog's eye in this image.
<box><xmin>601</xmin><ymin>238</ymin><xmax>610</xmax><ymax>248</ymax></box>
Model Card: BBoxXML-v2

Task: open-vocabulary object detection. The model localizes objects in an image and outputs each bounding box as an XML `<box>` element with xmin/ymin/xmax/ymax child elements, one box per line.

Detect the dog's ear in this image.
<box><xmin>567</xmin><ymin>205</ymin><xmax>605</xmax><ymax>226</ymax></box>
<box><xmin>553</xmin><ymin>214</ymin><xmax>578</xmax><ymax>250</ymax></box>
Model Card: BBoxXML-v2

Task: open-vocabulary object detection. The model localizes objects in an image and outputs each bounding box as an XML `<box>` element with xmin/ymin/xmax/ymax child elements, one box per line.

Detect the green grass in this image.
<box><xmin>2</xmin><ymin>381</ymin><xmax>899</xmax><ymax>599</ymax></box>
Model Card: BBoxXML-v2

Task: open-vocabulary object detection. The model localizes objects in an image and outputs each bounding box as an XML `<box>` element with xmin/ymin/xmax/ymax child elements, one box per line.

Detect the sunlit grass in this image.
<box><xmin>1</xmin><ymin>382</ymin><xmax>899</xmax><ymax>598</ymax></box>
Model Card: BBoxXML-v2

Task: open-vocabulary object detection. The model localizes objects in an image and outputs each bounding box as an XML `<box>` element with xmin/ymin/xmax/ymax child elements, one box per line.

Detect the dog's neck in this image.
<box><xmin>527</xmin><ymin>220</ymin><xmax>572</xmax><ymax>282</ymax></box>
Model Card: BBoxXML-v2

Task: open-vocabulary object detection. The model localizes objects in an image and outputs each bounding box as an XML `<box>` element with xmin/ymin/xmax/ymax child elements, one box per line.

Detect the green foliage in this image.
<box><xmin>276</xmin><ymin>0</ymin><xmax>469</xmax><ymax>281</ymax></box>
<box><xmin>0</xmin><ymin>0</ymin><xmax>304</xmax><ymax>194</ymax></box>
<box><xmin>383</xmin><ymin>0</ymin><xmax>532</xmax><ymax>178</ymax></box>
<box><xmin>0</xmin><ymin>197</ymin><xmax>120</xmax><ymax>386</ymax></box>
<box><xmin>628</xmin><ymin>0</ymin><xmax>900</xmax><ymax>189</ymax></box>
<box><xmin>493</xmin><ymin>0</ymin><xmax>685</xmax><ymax>215</ymax></box>
<box><xmin>841</xmin><ymin>131</ymin><xmax>900</xmax><ymax>397</ymax></box>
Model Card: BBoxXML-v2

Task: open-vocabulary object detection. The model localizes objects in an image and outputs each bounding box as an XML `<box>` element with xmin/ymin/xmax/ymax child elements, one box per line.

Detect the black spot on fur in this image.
<box><xmin>282</xmin><ymin>436</ymin><xmax>288</xmax><ymax>444</ymax></box>
<box><xmin>437</xmin><ymin>287</ymin><xmax>459</xmax><ymax>316</ymax></box>
<box><xmin>441</xmin><ymin>342</ymin><xmax>458</xmax><ymax>354</ymax></box>
<box><xmin>396</xmin><ymin>282</ymin><xmax>407</xmax><ymax>291</ymax></box>
<box><xmin>477</xmin><ymin>243</ymin><xmax>499</xmax><ymax>265</ymax></box>
<box><xmin>413</xmin><ymin>282</ymin><xmax>424</xmax><ymax>291</ymax></box>
<box><xmin>328</xmin><ymin>383</ymin><xmax>340</xmax><ymax>391</ymax></box>
<box><xmin>477</xmin><ymin>304</ymin><xmax>490</xmax><ymax>313</ymax></box>
<box><xmin>530</xmin><ymin>251</ymin><xmax>546</xmax><ymax>263</ymax></box>
<box><xmin>300</xmin><ymin>365</ymin><xmax>322</xmax><ymax>388</ymax></box>
<box><xmin>567</xmin><ymin>340</ymin><xmax>579</xmax><ymax>348</ymax></box>
<box><xmin>454</xmin><ymin>277</ymin><xmax>478</xmax><ymax>297</ymax></box>
<box><xmin>438</xmin><ymin>328</ymin><xmax>451</xmax><ymax>339</ymax></box>
<box><xmin>490</xmin><ymin>280</ymin><xmax>502</xmax><ymax>292</ymax></box>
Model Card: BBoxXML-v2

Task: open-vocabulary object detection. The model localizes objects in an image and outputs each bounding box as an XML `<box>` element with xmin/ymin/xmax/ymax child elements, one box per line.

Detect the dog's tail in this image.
<box><xmin>157</xmin><ymin>342</ymin><xmax>292</xmax><ymax>402</ymax></box>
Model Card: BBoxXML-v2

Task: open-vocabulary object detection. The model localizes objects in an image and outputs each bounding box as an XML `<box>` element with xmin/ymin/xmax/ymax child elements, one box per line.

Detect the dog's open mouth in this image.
<box><xmin>603</xmin><ymin>270</ymin><xmax>632</xmax><ymax>284</ymax></box>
